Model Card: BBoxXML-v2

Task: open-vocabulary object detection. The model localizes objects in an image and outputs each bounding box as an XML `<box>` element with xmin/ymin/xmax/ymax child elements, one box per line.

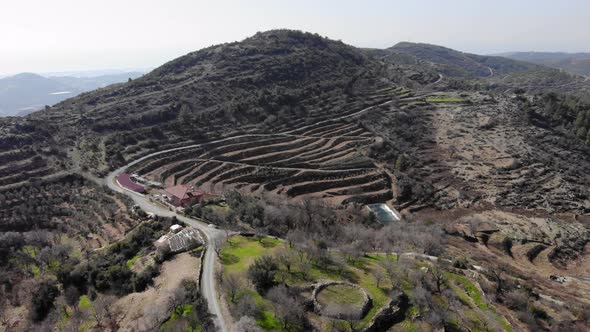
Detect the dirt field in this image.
<box><xmin>115</xmin><ymin>252</ymin><xmax>201</xmax><ymax>331</ymax></box>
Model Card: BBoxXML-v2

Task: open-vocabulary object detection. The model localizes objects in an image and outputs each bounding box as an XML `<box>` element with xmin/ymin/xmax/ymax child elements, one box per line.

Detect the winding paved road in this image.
<box><xmin>105</xmin><ymin>164</ymin><xmax>229</xmax><ymax>332</ymax></box>
<box><xmin>432</xmin><ymin>73</ymin><xmax>444</xmax><ymax>85</ymax></box>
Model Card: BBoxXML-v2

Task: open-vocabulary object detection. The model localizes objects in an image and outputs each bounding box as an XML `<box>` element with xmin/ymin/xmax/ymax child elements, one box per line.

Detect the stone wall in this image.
<box><xmin>310</xmin><ymin>280</ymin><xmax>373</xmax><ymax>319</ymax></box>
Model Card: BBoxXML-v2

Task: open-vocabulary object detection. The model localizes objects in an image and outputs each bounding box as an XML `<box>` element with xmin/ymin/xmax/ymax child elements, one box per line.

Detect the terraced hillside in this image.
<box><xmin>128</xmin><ymin>85</ymin><xmax>424</xmax><ymax>205</ymax></box>
<box><xmin>0</xmin><ymin>117</ymin><xmax>68</xmax><ymax>189</ymax></box>
<box><xmin>383</xmin><ymin>42</ymin><xmax>589</xmax><ymax>94</ymax></box>
<box><xmin>1</xmin><ymin>29</ymin><xmax>590</xmax><ymax>331</ymax></box>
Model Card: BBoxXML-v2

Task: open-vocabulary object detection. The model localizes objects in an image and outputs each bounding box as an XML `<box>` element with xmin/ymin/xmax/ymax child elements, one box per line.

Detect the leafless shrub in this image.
<box><xmin>223</xmin><ymin>273</ymin><xmax>244</xmax><ymax>303</ymax></box>
<box><xmin>235</xmin><ymin>316</ymin><xmax>262</xmax><ymax>332</ymax></box>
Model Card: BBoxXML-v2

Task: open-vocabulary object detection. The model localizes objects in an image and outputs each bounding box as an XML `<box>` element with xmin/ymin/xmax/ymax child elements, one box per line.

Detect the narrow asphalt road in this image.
<box><xmin>105</xmin><ymin>167</ymin><xmax>229</xmax><ymax>332</ymax></box>
<box><xmin>101</xmin><ymin>95</ymin><xmax>398</xmax><ymax>331</ymax></box>
<box><xmin>432</xmin><ymin>73</ymin><xmax>444</xmax><ymax>85</ymax></box>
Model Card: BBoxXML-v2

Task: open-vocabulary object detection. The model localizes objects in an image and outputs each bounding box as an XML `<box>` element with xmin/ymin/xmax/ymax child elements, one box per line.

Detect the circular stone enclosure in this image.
<box><xmin>314</xmin><ymin>282</ymin><xmax>372</xmax><ymax>320</ymax></box>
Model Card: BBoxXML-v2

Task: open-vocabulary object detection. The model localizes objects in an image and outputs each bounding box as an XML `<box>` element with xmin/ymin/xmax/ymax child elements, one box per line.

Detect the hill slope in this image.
<box><xmin>20</xmin><ymin>30</ymin><xmax>388</xmax><ymax>172</ymax></box>
<box><xmin>0</xmin><ymin>30</ymin><xmax>589</xmax><ymax>331</ymax></box>
<box><xmin>500</xmin><ymin>51</ymin><xmax>590</xmax><ymax>76</ymax></box>
<box><xmin>0</xmin><ymin>30</ymin><xmax>587</xmax><ymax>209</ymax></box>
<box><xmin>388</xmin><ymin>42</ymin><xmax>538</xmax><ymax>77</ymax></box>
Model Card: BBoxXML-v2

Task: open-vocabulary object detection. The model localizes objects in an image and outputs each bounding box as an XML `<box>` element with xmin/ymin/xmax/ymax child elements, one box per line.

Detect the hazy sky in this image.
<box><xmin>1</xmin><ymin>0</ymin><xmax>589</xmax><ymax>75</ymax></box>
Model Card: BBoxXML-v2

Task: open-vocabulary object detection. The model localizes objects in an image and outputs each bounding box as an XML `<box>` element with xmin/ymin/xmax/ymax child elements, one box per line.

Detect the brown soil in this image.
<box><xmin>115</xmin><ymin>252</ymin><xmax>201</xmax><ymax>331</ymax></box>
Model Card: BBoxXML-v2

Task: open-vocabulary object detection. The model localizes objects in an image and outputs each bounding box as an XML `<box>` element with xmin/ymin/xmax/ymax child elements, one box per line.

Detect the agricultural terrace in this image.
<box><xmin>125</xmin><ymin>86</ymin><xmax>423</xmax><ymax>206</ymax></box>
<box><xmin>219</xmin><ymin>235</ymin><xmax>512</xmax><ymax>331</ymax></box>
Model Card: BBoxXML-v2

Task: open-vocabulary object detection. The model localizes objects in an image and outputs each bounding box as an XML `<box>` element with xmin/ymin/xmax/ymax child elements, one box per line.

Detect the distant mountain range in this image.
<box><xmin>0</xmin><ymin>71</ymin><xmax>145</xmax><ymax>116</ymax></box>
<box><xmin>498</xmin><ymin>51</ymin><xmax>590</xmax><ymax>76</ymax></box>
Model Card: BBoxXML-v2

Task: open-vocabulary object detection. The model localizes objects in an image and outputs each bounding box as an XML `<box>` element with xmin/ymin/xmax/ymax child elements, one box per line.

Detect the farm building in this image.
<box><xmin>366</xmin><ymin>204</ymin><xmax>401</xmax><ymax>224</ymax></box>
<box><xmin>117</xmin><ymin>173</ymin><xmax>146</xmax><ymax>194</ymax></box>
<box><xmin>155</xmin><ymin>227</ymin><xmax>203</xmax><ymax>253</ymax></box>
<box><xmin>164</xmin><ymin>184</ymin><xmax>203</xmax><ymax>207</ymax></box>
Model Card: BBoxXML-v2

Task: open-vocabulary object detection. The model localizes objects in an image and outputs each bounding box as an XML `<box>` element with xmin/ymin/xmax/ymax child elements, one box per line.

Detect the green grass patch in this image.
<box><xmin>445</xmin><ymin>273</ymin><xmax>512</xmax><ymax>331</ymax></box>
<box><xmin>126</xmin><ymin>254</ymin><xmax>141</xmax><ymax>269</ymax></box>
<box><xmin>399</xmin><ymin>319</ymin><xmax>418</xmax><ymax>332</ymax></box>
<box><xmin>22</xmin><ymin>245</ymin><xmax>39</xmax><ymax>258</ymax></box>
<box><xmin>257</xmin><ymin>311</ymin><xmax>282</xmax><ymax>330</ymax></box>
<box><xmin>30</xmin><ymin>264</ymin><xmax>41</xmax><ymax>276</ymax></box>
<box><xmin>426</xmin><ymin>96</ymin><xmax>466</xmax><ymax>103</ymax></box>
<box><xmin>221</xmin><ymin>236</ymin><xmax>426</xmax><ymax>331</ymax></box>
<box><xmin>220</xmin><ymin>252</ymin><xmax>240</xmax><ymax>265</ymax></box>
<box><xmin>317</xmin><ymin>284</ymin><xmax>365</xmax><ymax>306</ymax></box>
<box><xmin>447</xmin><ymin>278</ymin><xmax>472</xmax><ymax>306</ymax></box>
<box><xmin>349</xmin><ymin>259</ymin><xmax>391</xmax><ymax>327</ymax></box>
<box><xmin>79</xmin><ymin>295</ymin><xmax>92</xmax><ymax>310</ymax></box>
<box><xmin>161</xmin><ymin>304</ymin><xmax>203</xmax><ymax>332</ymax></box>
<box><xmin>220</xmin><ymin>236</ymin><xmax>285</xmax><ymax>275</ymax></box>
<box><xmin>46</xmin><ymin>258</ymin><xmax>61</xmax><ymax>274</ymax></box>
<box><xmin>407</xmin><ymin>306</ymin><xmax>420</xmax><ymax>320</ymax></box>
<box><xmin>170</xmin><ymin>304</ymin><xmax>193</xmax><ymax>320</ymax></box>
<box><xmin>491</xmin><ymin>311</ymin><xmax>513</xmax><ymax>332</ymax></box>
<box><xmin>80</xmin><ymin>320</ymin><xmax>93</xmax><ymax>331</ymax></box>
<box><xmin>220</xmin><ymin>236</ymin><xmax>287</xmax><ymax>330</ymax></box>
<box><xmin>363</xmin><ymin>253</ymin><xmax>398</xmax><ymax>262</ymax></box>
<box><xmin>205</xmin><ymin>203</ymin><xmax>230</xmax><ymax>214</ymax></box>
<box><xmin>453</xmin><ymin>274</ymin><xmax>486</xmax><ymax>309</ymax></box>
<box><xmin>282</xmin><ymin>253</ymin><xmax>396</xmax><ymax>328</ymax></box>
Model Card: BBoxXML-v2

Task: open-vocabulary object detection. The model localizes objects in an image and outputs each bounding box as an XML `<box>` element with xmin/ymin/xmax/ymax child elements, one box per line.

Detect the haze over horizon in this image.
<box><xmin>2</xmin><ymin>0</ymin><xmax>589</xmax><ymax>75</ymax></box>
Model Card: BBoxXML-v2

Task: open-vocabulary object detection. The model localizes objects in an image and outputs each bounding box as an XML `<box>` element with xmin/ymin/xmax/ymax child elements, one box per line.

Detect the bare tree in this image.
<box><xmin>325</xmin><ymin>304</ymin><xmax>362</xmax><ymax>331</ymax></box>
<box><xmin>213</xmin><ymin>236</ymin><xmax>227</xmax><ymax>259</ymax></box>
<box><xmin>168</xmin><ymin>286</ymin><xmax>188</xmax><ymax>315</ymax></box>
<box><xmin>275</xmin><ymin>248</ymin><xmax>296</xmax><ymax>273</ymax></box>
<box><xmin>380</xmin><ymin>258</ymin><xmax>402</xmax><ymax>289</ymax></box>
<box><xmin>266</xmin><ymin>285</ymin><xmax>304</xmax><ymax>330</ymax></box>
<box><xmin>215</xmin><ymin>265</ymin><xmax>224</xmax><ymax>285</ymax></box>
<box><xmin>298</xmin><ymin>260</ymin><xmax>313</xmax><ymax>281</ymax></box>
<box><xmin>302</xmin><ymin>199</ymin><xmax>315</xmax><ymax>230</ymax></box>
<box><xmin>286</xmin><ymin>230</ymin><xmax>306</xmax><ymax>249</ymax></box>
<box><xmin>489</xmin><ymin>264</ymin><xmax>508</xmax><ymax>297</ymax></box>
<box><xmin>340</xmin><ymin>241</ymin><xmax>362</xmax><ymax>264</ymax></box>
<box><xmin>234</xmin><ymin>294</ymin><xmax>258</xmax><ymax>318</ymax></box>
<box><xmin>234</xmin><ymin>316</ymin><xmax>262</xmax><ymax>332</ymax></box>
<box><xmin>332</xmin><ymin>254</ymin><xmax>348</xmax><ymax>275</ymax></box>
<box><xmin>409</xmin><ymin>285</ymin><xmax>431</xmax><ymax>313</ymax></box>
<box><xmin>139</xmin><ymin>301</ymin><xmax>169</xmax><ymax>331</ymax></box>
<box><xmin>428</xmin><ymin>264</ymin><xmax>446</xmax><ymax>294</ymax></box>
<box><xmin>0</xmin><ymin>295</ymin><xmax>10</xmax><ymax>328</ymax></box>
<box><xmin>223</xmin><ymin>273</ymin><xmax>243</xmax><ymax>303</ymax></box>
<box><xmin>373</xmin><ymin>268</ymin><xmax>386</xmax><ymax>288</ymax></box>
<box><xmin>93</xmin><ymin>295</ymin><xmax>127</xmax><ymax>331</ymax></box>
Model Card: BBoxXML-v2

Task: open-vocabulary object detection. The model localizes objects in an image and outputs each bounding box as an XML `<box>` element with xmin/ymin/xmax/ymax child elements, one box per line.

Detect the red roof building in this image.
<box><xmin>117</xmin><ymin>173</ymin><xmax>146</xmax><ymax>193</ymax></box>
<box><xmin>165</xmin><ymin>184</ymin><xmax>203</xmax><ymax>207</ymax></box>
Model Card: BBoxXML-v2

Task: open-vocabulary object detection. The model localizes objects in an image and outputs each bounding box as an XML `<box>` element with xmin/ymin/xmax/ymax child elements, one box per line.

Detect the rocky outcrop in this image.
<box><xmin>361</xmin><ymin>291</ymin><xmax>409</xmax><ymax>332</ymax></box>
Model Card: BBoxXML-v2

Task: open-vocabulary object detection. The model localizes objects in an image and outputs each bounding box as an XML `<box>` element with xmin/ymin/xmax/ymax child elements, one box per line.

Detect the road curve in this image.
<box><xmin>432</xmin><ymin>73</ymin><xmax>444</xmax><ymax>85</ymax></box>
<box><xmin>101</xmin><ymin>96</ymin><xmax>397</xmax><ymax>331</ymax></box>
<box><xmin>105</xmin><ymin>166</ymin><xmax>229</xmax><ymax>332</ymax></box>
